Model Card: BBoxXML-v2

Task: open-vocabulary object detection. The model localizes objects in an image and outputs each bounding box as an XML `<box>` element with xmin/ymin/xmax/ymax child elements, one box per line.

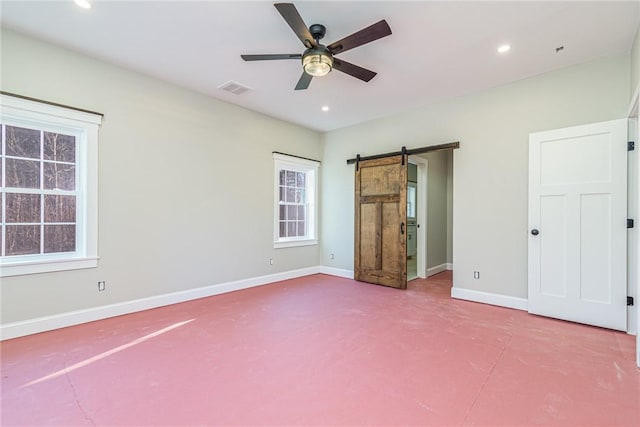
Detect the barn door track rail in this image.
<box><xmin>347</xmin><ymin>141</ymin><xmax>459</xmax><ymax>165</ymax></box>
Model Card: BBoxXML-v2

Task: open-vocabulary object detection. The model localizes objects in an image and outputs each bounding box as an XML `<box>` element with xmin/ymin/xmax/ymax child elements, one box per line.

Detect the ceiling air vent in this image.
<box><xmin>218</xmin><ymin>80</ymin><xmax>253</xmax><ymax>95</ymax></box>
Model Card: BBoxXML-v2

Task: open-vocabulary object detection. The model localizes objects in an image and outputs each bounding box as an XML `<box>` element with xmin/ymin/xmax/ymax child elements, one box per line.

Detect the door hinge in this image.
<box><xmin>628</xmin><ymin>296</ymin><xmax>634</xmax><ymax>306</ymax></box>
<box><xmin>628</xmin><ymin>219</ymin><xmax>635</xmax><ymax>229</ymax></box>
<box><xmin>629</xmin><ymin>141</ymin><xmax>635</xmax><ymax>151</ymax></box>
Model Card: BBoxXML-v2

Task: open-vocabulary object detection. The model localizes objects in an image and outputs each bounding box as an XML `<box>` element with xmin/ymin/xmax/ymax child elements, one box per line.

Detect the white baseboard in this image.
<box><xmin>427</xmin><ymin>263</ymin><xmax>449</xmax><ymax>277</ymax></box>
<box><xmin>1</xmin><ymin>266</ymin><xmax>322</xmax><ymax>341</ymax></box>
<box><xmin>447</xmin><ymin>263</ymin><xmax>453</xmax><ymax>270</ymax></box>
<box><xmin>4</xmin><ymin>264</ymin><xmax>494</xmax><ymax>340</ymax></box>
<box><xmin>451</xmin><ymin>287</ymin><xmax>528</xmax><ymax>311</ymax></box>
<box><xmin>318</xmin><ymin>266</ymin><xmax>354</xmax><ymax>279</ymax></box>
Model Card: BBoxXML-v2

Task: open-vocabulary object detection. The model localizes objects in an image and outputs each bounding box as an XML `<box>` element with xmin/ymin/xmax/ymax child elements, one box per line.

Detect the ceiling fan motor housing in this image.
<box><xmin>309</xmin><ymin>24</ymin><xmax>326</xmax><ymax>41</ymax></box>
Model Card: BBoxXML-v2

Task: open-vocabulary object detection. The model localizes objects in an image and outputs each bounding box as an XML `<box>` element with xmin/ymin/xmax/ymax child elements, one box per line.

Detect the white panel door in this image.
<box><xmin>528</xmin><ymin>119</ymin><xmax>627</xmax><ymax>331</ymax></box>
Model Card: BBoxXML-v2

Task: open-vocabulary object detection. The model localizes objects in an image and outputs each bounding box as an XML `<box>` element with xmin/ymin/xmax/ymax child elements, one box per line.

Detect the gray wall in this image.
<box><xmin>320</xmin><ymin>54</ymin><xmax>630</xmax><ymax>299</ymax></box>
<box><xmin>0</xmin><ymin>29</ymin><xmax>322</xmax><ymax>324</ymax></box>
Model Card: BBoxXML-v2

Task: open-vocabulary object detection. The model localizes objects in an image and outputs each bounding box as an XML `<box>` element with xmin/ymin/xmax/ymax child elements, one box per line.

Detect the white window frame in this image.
<box><xmin>0</xmin><ymin>94</ymin><xmax>101</xmax><ymax>277</ymax></box>
<box><xmin>273</xmin><ymin>153</ymin><xmax>319</xmax><ymax>249</ymax></box>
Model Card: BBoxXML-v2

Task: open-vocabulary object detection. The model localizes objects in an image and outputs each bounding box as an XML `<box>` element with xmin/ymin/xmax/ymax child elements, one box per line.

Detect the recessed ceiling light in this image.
<box><xmin>321</xmin><ymin>106</ymin><xmax>330</xmax><ymax>112</ymax></box>
<box><xmin>497</xmin><ymin>44</ymin><xmax>511</xmax><ymax>54</ymax></box>
<box><xmin>74</xmin><ymin>0</ymin><xmax>91</xmax><ymax>9</ymax></box>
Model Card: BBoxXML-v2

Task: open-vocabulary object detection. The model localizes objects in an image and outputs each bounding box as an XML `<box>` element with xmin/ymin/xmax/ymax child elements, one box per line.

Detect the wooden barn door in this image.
<box><xmin>354</xmin><ymin>155</ymin><xmax>407</xmax><ymax>289</ymax></box>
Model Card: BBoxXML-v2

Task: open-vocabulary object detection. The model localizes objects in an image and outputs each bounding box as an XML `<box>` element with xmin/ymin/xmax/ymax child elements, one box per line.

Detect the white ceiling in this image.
<box><xmin>1</xmin><ymin>1</ymin><xmax>639</xmax><ymax>132</ymax></box>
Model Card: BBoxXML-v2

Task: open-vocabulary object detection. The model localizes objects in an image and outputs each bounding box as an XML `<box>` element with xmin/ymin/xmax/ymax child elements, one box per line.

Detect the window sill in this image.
<box><xmin>0</xmin><ymin>257</ymin><xmax>99</xmax><ymax>277</ymax></box>
<box><xmin>274</xmin><ymin>239</ymin><xmax>318</xmax><ymax>249</ymax></box>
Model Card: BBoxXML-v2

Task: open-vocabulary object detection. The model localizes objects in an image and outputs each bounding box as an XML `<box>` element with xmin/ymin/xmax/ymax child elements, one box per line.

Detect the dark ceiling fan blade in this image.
<box><xmin>295</xmin><ymin>72</ymin><xmax>312</xmax><ymax>90</ymax></box>
<box><xmin>241</xmin><ymin>54</ymin><xmax>302</xmax><ymax>61</ymax></box>
<box><xmin>333</xmin><ymin>58</ymin><xmax>377</xmax><ymax>82</ymax></box>
<box><xmin>328</xmin><ymin>20</ymin><xmax>391</xmax><ymax>55</ymax></box>
<box><xmin>274</xmin><ymin>3</ymin><xmax>316</xmax><ymax>48</ymax></box>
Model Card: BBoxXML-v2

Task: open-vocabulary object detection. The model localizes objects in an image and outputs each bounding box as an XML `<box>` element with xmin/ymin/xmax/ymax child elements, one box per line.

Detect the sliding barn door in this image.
<box><xmin>355</xmin><ymin>155</ymin><xmax>407</xmax><ymax>289</ymax></box>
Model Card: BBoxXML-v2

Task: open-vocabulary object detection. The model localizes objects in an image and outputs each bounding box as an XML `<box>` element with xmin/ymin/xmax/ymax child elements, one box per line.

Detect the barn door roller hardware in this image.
<box><xmin>347</xmin><ymin>142</ymin><xmax>459</xmax><ymax>165</ymax></box>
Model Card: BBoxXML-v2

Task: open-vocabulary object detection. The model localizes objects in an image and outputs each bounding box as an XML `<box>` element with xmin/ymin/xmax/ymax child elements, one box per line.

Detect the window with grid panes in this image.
<box><xmin>273</xmin><ymin>153</ymin><xmax>318</xmax><ymax>248</ymax></box>
<box><xmin>0</xmin><ymin>94</ymin><xmax>101</xmax><ymax>277</ymax></box>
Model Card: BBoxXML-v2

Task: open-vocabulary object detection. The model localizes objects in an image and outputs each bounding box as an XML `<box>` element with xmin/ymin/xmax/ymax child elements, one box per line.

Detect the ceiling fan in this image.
<box><xmin>241</xmin><ymin>3</ymin><xmax>392</xmax><ymax>90</ymax></box>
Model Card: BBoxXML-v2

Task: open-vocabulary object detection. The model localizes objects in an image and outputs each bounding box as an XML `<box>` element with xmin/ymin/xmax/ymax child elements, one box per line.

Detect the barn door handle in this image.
<box><xmin>401</xmin><ymin>222</ymin><xmax>405</xmax><ymax>234</ymax></box>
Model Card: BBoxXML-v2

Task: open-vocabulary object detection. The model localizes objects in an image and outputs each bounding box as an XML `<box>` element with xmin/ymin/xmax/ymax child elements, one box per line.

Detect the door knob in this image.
<box><xmin>531</xmin><ymin>229</ymin><xmax>539</xmax><ymax>236</ymax></box>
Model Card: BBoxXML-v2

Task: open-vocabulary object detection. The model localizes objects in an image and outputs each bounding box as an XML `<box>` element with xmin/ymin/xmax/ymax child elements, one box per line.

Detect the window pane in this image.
<box><xmin>287</xmin><ymin>221</ymin><xmax>297</xmax><ymax>237</ymax></box>
<box><xmin>5</xmin><ymin>225</ymin><xmax>40</xmax><ymax>255</ymax></box>
<box><xmin>286</xmin><ymin>170</ymin><xmax>297</xmax><ymax>186</ymax></box>
<box><xmin>407</xmin><ymin>186</ymin><xmax>416</xmax><ymax>218</ymax></box>
<box><xmin>44</xmin><ymin>132</ymin><xmax>75</xmax><ymax>163</ymax></box>
<box><xmin>44</xmin><ymin>195</ymin><xmax>76</xmax><ymax>223</ymax></box>
<box><xmin>274</xmin><ymin>158</ymin><xmax>317</xmax><ymax>246</ymax></box>
<box><xmin>43</xmin><ymin>162</ymin><xmax>75</xmax><ymax>191</ymax></box>
<box><xmin>44</xmin><ymin>225</ymin><xmax>76</xmax><ymax>253</ymax></box>
<box><xmin>286</xmin><ymin>187</ymin><xmax>295</xmax><ymax>203</ymax></box>
<box><xmin>5</xmin><ymin>126</ymin><xmax>40</xmax><ymax>159</ymax></box>
<box><xmin>5</xmin><ymin>193</ymin><xmax>41</xmax><ymax>223</ymax></box>
<box><xmin>287</xmin><ymin>205</ymin><xmax>297</xmax><ymax>221</ymax></box>
<box><xmin>5</xmin><ymin>158</ymin><xmax>40</xmax><ymax>189</ymax></box>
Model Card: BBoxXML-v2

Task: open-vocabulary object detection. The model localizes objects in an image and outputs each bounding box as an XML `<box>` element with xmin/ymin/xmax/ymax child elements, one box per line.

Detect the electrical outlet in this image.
<box><xmin>98</xmin><ymin>281</ymin><xmax>106</xmax><ymax>291</ymax></box>
<box><xmin>473</xmin><ymin>271</ymin><xmax>480</xmax><ymax>279</ymax></box>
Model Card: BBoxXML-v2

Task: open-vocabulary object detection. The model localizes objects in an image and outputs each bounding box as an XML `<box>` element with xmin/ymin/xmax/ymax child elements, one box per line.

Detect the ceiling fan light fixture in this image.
<box><xmin>302</xmin><ymin>49</ymin><xmax>333</xmax><ymax>77</ymax></box>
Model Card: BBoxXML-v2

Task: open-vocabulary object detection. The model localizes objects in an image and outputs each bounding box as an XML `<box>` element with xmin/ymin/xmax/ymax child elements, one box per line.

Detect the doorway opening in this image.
<box><xmin>409</xmin><ymin>150</ymin><xmax>453</xmax><ymax>281</ymax></box>
<box><xmin>407</xmin><ymin>163</ymin><xmax>419</xmax><ymax>280</ymax></box>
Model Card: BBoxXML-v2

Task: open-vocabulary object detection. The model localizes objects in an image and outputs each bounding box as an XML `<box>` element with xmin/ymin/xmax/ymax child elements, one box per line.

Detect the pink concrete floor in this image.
<box><xmin>1</xmin><ymin>271</ymin><xmax>638</xmax><ymax>426</ymax></box>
